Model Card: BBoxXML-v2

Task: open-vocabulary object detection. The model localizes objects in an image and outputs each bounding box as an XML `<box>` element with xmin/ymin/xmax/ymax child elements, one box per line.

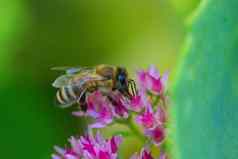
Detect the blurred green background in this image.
<box><xmin>0</xmin><ymin>0</ymin><xmax>200</xmax><ymax>158</ymax></box>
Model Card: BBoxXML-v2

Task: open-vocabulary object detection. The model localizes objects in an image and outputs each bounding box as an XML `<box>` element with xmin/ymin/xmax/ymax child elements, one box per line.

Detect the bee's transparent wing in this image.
<box><xmin>51</xmin><ymin>66</ymin><xmax>94</xmax><ymax>75</ymax></box>
<box><xmin>52</xmin><ymin>72</ymin><xmax>107</xmax><ymax>88</ymax></box>
<box><xmin>52</xmin><ymin>74</ymin><xmax>73</xmax><ymax>88</ymax></box>
<box><xmin>52</xmin><ymin>66</ymin><xmax>96</xmax><ymax>88</ymax></box>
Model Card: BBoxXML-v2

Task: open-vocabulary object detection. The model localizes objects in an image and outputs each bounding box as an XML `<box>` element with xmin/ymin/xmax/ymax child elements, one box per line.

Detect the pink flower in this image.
<box><xmin>80</xmin><ymin>135</ymin><xmax>97</xmax><ymax>157</ymax></box>
<box><xmin>130</xmin><ymin>148</ymin><xmax>154</xmax><ymax>159</ymax></box>
<box><xmin>136</xmin><ymin>103</ymin><xmax>167</xmax><ymax>127</ymax></box>
<box><xmin>135</xmin><ymin>102</ymin><xmax>166</xmax><ymax>145</ymax></box>
<box><xmin>145</xmin><ymin>126</ymin><xmax>165</xmax><ymax>146</ymax></box>
<box><xmin>135</xmin><ymin>104</ymin><xmax>154</xmax><ymax>128</ymax></box>
<box><xmin>53</xmin><ymin>145</ymin><xmax>80</xmax><ymax>159</ymax></box>
<box><xmin>130</xmin><ymin>148</ymin><xmax>169</xmax><ymax>159</ymax></box>
<box><xmin>124</xmin><ymin>95</ymin><xmax>144</xmax><ymax>112</ymax></box>
<box><xmin>137</xmin><ymin>65</ymin><xmax>168</xmax><ymax>95</ymax></box>
<box><xmin>109</xmin><ymin>91</ymin><xmax>129</xmax><ymax>118</ymax></box>
<box><xmin>154</xmin><ymin>106</ymin><xmax>167</xmax><ymax>125</ymax></box>
<box><xmin>159</xmin><ymin>151</ymin><xmax>168</xmax><ymax>159</ymax></box>
<box><xmin>110</xmin><ymin>136</ymin><xmax>122</xmax><ymax>153</ymax></box>
<box><xmin>73</xmin><ymin>89</ymin><xmax>148</xmax><ymax>128</ymax></box>
<box><xmin>73</xmin><ymin>91</ymin><xmax>113</xmax><ymax>128</ymax></box>
<box><xmin>52</xmin><ymin>132</ymin><xmax>122</xmax><ymax>159</ymax></box>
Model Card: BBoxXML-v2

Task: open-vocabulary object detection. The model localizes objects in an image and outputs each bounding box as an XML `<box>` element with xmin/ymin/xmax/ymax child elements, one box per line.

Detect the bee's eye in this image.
<box><xmin>118</xmin><ymin>75</ymin><xmax>125</xmax><ymax>83</ymax></box>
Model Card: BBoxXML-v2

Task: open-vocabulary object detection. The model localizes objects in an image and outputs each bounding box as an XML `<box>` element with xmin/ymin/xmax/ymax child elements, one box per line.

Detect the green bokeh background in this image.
<box><xmin>0</xmin><ymin>0</ymin><xmax>201</xmax><ymax>158</ymax></box>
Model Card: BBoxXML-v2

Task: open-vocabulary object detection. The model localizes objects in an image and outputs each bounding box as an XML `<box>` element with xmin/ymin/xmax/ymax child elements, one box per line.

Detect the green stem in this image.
<box><xmin>115</xmin><ymin>115</ymin><xmax>146</xmax><ymax>143</ymax></box>
<box><xmin>152</xmin><ymin>95</ymin><xmax>160</xmax><ymax>107</ymax></box>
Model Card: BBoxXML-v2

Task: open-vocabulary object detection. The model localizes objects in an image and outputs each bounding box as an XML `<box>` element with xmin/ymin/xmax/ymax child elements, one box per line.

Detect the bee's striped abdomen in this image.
<box><xmin>56</xmin><ymin>86</ymin><xmax>77</xmax><ymax>106</ymax></box>
<box><xmin>55</xmin><ymin>79</ymin><xmax>113</xmax><ymax>108</ymax></box>
<box><xmin>67</xmin><ymin>85</ymin><xmax>77</xmax><ymax>99</ymax></box>
<box><xmin>56</xmin><ymin>90</ymin><xmax>66</xmax><ymax>105</ymax></box>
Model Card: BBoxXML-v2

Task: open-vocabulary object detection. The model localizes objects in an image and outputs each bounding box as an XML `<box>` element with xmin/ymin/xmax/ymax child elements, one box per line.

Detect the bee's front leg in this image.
<box><xmin>77</xmin><ymin>88</ymin><xmax>88</xmax><ymax>112</ymax></box>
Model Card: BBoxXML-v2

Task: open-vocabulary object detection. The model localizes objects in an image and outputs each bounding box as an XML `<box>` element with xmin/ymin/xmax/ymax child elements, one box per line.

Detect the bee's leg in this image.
<box><xmin>117</xmin><ymin>87</ymin><xmax>132</xmax><ymax>99</ymax></box>
<box><xmin>77</xmin><ymin>88</ymin><xmax>88</xmax><ymax>112</ymax></box>
<box><xmin>128</xmin><ymin>80</ymin><xmax>133</xmax><ymax>96</ymax></box>
<box><xmin>107</xmin><ymin>92</ymin><xmax>118</xmax><ymax>106</ymax></box>
<box><xmin>129</xmin><ymin>83</ymin><xmax>135</xmax><ymax>96</ymax></box>
<box><xmin>128</xmin><ymin>79</ymin><xmax>138</xmax><ymax>96</ymax></box>
<box><xmin>80</xmin><ymin>95</ymin><xmax>88</xmax><ymax>112</ymax></box>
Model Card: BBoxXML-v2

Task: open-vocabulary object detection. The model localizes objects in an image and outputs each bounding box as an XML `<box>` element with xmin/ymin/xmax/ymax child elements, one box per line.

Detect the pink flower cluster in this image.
<box><xmin>137</xmin><ymin>65</ymin><xmax>168</xmax><ymax>95</ymax></box>
<box><xmin>73</xmin><ymin>90</ymin><xmax>132</xmax><ymax>128</ymax></box>
<box><xmin>135</xmin><ymin>65</ymin><xmax>168</xmax><ymax>146</ymax></box>
<box><xmin>52</xmin><ymin>132</ymin><xmax>167</xmax><ymax>159</ymax></box>
<box><xmin>52</xmin><ymin>65</ymin><xmax>169</xmax><ymax>159</ymax></box>
<box><xmin>52</xmin><ymin>131</ymin><xmax>122</xmax><ymax>159</ymax></box>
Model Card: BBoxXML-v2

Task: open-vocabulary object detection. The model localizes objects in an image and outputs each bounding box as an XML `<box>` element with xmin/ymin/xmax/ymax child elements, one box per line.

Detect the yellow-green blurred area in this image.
<box><xmin>0</xmin><ymin>0</ymin><xmax>199</xmax><ymax>158</ymax></box>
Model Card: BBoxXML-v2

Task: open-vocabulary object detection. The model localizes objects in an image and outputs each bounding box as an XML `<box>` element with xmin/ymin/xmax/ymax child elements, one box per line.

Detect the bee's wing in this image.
<box><xmin>52</xmin><ymin>74</ymin><xmax>74</xmax><ymax>88</ymax></box>
<box><xmin>52</xmin><ymin>67</ymin><xmax>96</xmax><ymax>88</ymax></box>
<box><xmin>52</xmin><ymin>69</ymin><xmax>106</xmax><ymax>88</ymax></box>
<box><xmin>51</xmin><ymin>66</ymin><xmax>94</xmax><ymax>75</ymax></box>
<box><xmin>72</xmin><ymin>73</ymin><xmax>106</xmax><ymax>87</ymax></box>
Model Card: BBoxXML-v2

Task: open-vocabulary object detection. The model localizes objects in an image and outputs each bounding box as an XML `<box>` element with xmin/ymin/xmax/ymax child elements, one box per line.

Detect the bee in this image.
<box><xmin>52</xmin><ymin>64</ymin><xmax>137</xmax><ymax>111</ymax></box>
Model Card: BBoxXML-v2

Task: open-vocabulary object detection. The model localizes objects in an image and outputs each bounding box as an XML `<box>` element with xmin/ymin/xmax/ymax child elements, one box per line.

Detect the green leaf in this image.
<box><xmin>172</xmin><ymin>0</ymin><xmax>238</xmax><ymax>159</ymax></box>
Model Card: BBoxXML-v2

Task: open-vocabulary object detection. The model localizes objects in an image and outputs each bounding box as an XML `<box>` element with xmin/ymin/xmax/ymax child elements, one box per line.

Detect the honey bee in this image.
<box><xmin>52</xmin><ymin>64</ymin><xmax>137</xmax><ymax>111</ymax></box>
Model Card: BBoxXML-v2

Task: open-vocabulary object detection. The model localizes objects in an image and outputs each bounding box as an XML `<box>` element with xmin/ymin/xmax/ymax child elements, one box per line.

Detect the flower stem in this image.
<box><xmin>152</xmin><ymin>95</ymin><xmax>160</xmax><ymax>107</ymax></box>
<box><xmin>115</xmin><ymin>115</ymin><xmax>146</xmax><ymax>143</ymax></box>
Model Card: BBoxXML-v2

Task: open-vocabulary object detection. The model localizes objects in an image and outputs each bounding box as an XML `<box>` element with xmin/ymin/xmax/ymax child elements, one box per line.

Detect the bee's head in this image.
<box><xmin>114</xmin><ymin>67</ymin><xmax>138</xmax><ymax>98</ymax></box>
<box><xmin>115</xmin><ymin>67</ymin><xmax>128</xmax><ymax>91</ymax></box>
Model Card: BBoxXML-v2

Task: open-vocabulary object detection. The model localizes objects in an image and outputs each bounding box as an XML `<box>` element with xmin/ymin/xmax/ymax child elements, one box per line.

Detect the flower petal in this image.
<box><xmin>110</xmin><ymin>136</ymin><xmax>123</xmax><ymax>153</ymax></box>
<box><xmin>135</xmin><ymin>103</ymin><xmax>155</xmax><ymax>128</ymax></box>
<box><xmin>148</xmin><ymin>65</ymin><xmax>160</xmax><ymax>79</ymax></box>
<box><xmin>155</xmin><ymin>106</ymin><xmax>167</xmax><ymax>125</ymax></box>
<box><xmin>145</xmin><ymin>126</ymin><xmax>165</xmax><ymax>146</ymax></box>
